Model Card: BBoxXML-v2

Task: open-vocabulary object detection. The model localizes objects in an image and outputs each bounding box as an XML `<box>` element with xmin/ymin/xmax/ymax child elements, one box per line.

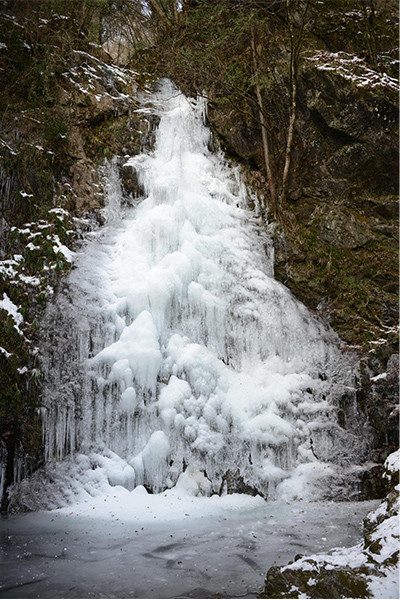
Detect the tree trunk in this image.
<box><xmin>361</xmin><ymin>0</ymin><xmax>378</xmax><ymax>71</ymax></box>
<box><xmin>250</xmin><ymin>25</ymin><xmax>277</xmax><ymax>219</ymax></box>
<box><xmin>172</xmin><ymin>0</ymin><xmax>179</xmax><ymax>23</ymax></box>
<box><xmin>280</xmin><ymin>0</ymin><xmax>310</xmax><ymax>204</ymax></box>
<box><xmin>280</xmin><ymin>3</ymin><xmax>297</xmax><ymax>205</ymax></box>
<box><xmin>148</xmin><ymin>0</ymin><xmax>173</xmax><ymax>28</ymax></box>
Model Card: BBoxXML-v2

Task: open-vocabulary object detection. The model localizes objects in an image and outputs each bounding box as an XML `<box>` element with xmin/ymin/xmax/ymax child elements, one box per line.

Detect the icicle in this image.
<box><xmin>101</xmin><ymin>156</ymin><xmax>123</xmax><ymax>223</ymax></box>
<box><xmin>197</xmin><ymin>90</ymin><xmax>208</xmax><ymax>124</ymax></box>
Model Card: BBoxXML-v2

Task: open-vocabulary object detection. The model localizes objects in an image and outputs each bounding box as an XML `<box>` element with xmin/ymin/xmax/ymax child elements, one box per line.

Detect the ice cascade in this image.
<box><xmin>40</xmin><ymin>80</ymin><xmax>360</xmax><ymax>501</ymax></box>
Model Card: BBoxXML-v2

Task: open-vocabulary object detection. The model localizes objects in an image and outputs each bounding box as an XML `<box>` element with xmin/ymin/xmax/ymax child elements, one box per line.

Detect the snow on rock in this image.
<box><xmin>305</xmin><ymin>50</ymin><xmax>400</xmax><ymax>92</ymax></box>
<box><xmin>52</xmin><ymin>234</ymin><xmax>75</xmax><ymax>263</ymax></box>
<box><xmin>0</xmin><ymin>292</ymin><xmax>24</xmax><ymax>334</ymax></box>
<box><xmin>384</xmin><ymin>449</ymin><xmax>400</xmax><ymax>478</ymax></box>
<box><xmin>371</xmin><ymin>372</ymin><xmax>388</xmax><ymax>382</ymax></box>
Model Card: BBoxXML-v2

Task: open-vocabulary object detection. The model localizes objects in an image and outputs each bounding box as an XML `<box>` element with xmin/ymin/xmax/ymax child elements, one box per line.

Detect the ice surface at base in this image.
<box><xmin>1</xmin><ymin>488</ymin><xmax>379</xmax><ymax>600</ymax></box>
<box><xmin>40</xmin><ymin>79</ymin><xmax>360</xmax><ymax>502</ymax></box>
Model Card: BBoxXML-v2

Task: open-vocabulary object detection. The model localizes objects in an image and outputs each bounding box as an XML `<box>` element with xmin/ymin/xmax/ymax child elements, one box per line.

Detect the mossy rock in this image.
<box><xmin>259</xmin><ymin>563</ymin><xmax>372</xmax><ymax>599</ymax></box>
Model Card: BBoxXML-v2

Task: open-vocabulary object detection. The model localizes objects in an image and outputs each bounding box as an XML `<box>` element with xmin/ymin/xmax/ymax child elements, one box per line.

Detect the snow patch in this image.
<box><xmin>0</xmin><ymin>292</ymin><xmax>24</xmax><ymax>334</ymax></box>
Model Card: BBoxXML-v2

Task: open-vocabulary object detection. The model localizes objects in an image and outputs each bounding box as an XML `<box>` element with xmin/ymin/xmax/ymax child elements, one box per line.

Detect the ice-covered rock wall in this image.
<box><xmin>40</xmin><ymin>80</ymin><xmax>365</xmax><ymax>501</ymax></box>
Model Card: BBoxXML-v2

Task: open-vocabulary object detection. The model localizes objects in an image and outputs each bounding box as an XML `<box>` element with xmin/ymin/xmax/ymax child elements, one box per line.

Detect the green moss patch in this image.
<box><xmin>273</xmin><ymin>197</ymin><xmax>398</xmax><ymax>349</ymax></box>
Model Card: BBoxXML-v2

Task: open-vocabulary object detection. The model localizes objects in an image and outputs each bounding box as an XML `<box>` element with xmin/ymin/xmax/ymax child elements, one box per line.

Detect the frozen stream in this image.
<box><xmin>0</xmin><ymin>494</ymin><xmax>378</xmax><ymax>599</ymax></box>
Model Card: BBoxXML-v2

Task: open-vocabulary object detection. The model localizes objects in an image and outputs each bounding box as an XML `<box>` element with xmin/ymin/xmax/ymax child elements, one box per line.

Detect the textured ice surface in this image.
<box><xmin>0</xmin><ymin>496</ymin><xmax>379</xmax><ymax>599</ymax></box>
<box><xmin>39</xmin><ymin>80</ymin><xmax>362</xmax><ymax>503</ymax></box>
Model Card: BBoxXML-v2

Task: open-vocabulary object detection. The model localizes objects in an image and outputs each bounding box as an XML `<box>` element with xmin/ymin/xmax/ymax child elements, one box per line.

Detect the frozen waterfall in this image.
<box><xmin>39</xmin><ymin>80</ymin><xmax>362</xmax><ymax>503</ymax></box>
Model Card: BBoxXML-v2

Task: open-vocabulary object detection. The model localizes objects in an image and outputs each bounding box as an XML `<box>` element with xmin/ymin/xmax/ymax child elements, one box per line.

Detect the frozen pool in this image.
<box><xmin>0</xmin><ymin>491</ymin><xmax>379</xmax><ymax>599</ymax></box>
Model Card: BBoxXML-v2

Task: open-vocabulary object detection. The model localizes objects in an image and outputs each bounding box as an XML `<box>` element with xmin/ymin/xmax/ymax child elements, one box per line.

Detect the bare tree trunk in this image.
<box><xmin>280</xmin><ymin>0</ymin><xmax>297</xmax><ymax>204</ymax></box>
<box><xmin>172</xmin><ymin>0</ymin><xmax>179</xmax><ymax>23</ymax></box>
<box><xmin>280</xmin><ymin>0</ymin><xmax>311</xmax><ymax>204</ymax></box>
<box><xmin>281</xmin><ymin>82</ymin><xmax>296</xmax><ymax>202</ymax></box>
<box><xmin>148</xmin><ymin>0</ymin><xmax>173</xmax><ymax>28</ymax></box>
<box><xmin>361</xmin><ymin>0</ymin><xmax>378</xmax><ymax>71</ymax></box>
<box><xmin>250</xmin><ymin>25</ymin><xmax>278</xmax><ymax>219</ymax></box>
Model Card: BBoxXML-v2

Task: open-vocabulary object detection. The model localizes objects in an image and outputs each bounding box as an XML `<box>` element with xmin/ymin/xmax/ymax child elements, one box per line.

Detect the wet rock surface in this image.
<box><xmin>358</xmin><ymin>354</ymin><xmax>399</xmax><ymax>458</ymax></box>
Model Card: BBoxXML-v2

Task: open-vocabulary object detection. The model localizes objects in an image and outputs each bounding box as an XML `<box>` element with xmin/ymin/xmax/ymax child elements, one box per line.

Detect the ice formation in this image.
<box><xmin>40</xmin><ymin>80</ymin><xmax>361</xmax><ymax>501</ymax></box>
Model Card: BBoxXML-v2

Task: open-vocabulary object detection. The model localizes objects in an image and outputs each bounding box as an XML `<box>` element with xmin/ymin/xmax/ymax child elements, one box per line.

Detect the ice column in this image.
<box><xmin>40</xmin><ymin>80</ymin><xmax>360</xmax><ymax>499</ymax></box>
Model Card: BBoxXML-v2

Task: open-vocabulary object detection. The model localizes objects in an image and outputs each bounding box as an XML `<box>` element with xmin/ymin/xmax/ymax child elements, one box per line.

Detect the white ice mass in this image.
<box><xmin>39</xmin><ymin>79</ymin><xmax>363</xmax><ymax>503</ymax></box>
